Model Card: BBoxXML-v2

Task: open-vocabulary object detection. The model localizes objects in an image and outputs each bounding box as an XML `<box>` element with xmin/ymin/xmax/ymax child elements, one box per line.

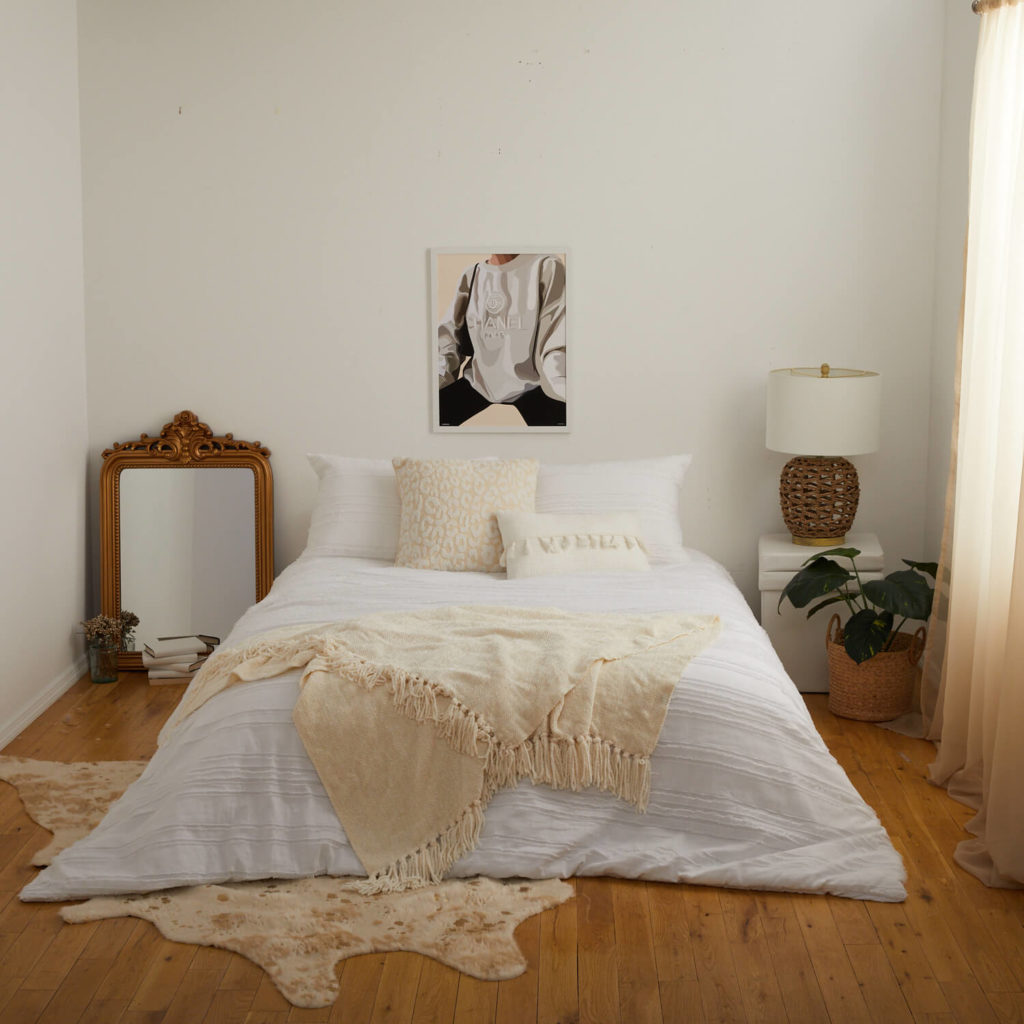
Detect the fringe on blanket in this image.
<box><xmin>311</xmin><ymin>649</ymin><xmax>654</xmax><ymax>812</ymax></box>
<box><xmin>310</xmin><ymin>647</ymin><xmax>654</xmax><ymax>809</ymax></box>
<box><xmin>311</xmin><ymin>649</ymin><xmax>494</xmax><ymax>759</ymax></box>
<box><xmin>485</xmin><ymin>736</ymin><xmax>651</xmax><ymax>811</ymax></box>
<box><xmin>357</xmin><ymin>799</ymin><xmax>486</xmax><ymax>894</ymax></box>
<box><xmin>322</xmin><ymin>655</ymin><xmax>653</xmax><ymax>891</ymax></box>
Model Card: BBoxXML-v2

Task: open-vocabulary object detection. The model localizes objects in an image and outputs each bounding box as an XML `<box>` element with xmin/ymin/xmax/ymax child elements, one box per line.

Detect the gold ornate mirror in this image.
<box><xmin>100</xmin><ymin>411</ymin><xmax>274</xmax><ymax>669</ymax></box>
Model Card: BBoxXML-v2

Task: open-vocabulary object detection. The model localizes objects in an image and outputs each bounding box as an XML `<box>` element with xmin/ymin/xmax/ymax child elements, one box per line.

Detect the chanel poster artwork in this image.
<box><xmin>431</xmin><ymin>249</ymin><xmax>568</xmax><ymax>432</ymax></box>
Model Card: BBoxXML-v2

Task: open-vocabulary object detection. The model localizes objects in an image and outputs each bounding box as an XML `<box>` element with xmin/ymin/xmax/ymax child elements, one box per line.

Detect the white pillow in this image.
<box><xmin>535</xmin><ymin>455</ymin><xmax>691</xmax><ymax>562</ymax></box>
<box><xmin>497</xmin><ymin>511</ymin><xmax>650</xmax><ymax>579</ymax></box>
<box><xmin>304</xmin><ymin>455</ymin><xmax>400</xmax><ymax>559</ymax></box>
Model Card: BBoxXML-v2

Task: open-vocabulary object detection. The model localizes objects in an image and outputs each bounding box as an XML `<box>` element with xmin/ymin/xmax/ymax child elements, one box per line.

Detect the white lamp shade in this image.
<box><xmin>766</xmin><ymin>367</ymin><xmax>881</xmax><ymax>456</ymax></box>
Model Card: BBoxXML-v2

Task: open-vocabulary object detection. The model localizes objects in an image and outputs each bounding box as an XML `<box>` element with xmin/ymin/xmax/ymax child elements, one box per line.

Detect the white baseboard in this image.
<box><xmin>0</xmin><ymin>654</ymin><xmax>87</xmax><ymax>751</ymax></box>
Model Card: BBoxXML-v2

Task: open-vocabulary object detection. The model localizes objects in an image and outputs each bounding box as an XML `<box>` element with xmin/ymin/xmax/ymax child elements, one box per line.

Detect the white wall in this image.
<box><xmin>0</xmin><ymin>2</ymin><xmax>88</xmax><ymax>744</ymax></box>
<box><xmin>79</xmin><ymin>1</ymin><xmax>954</xmax><ymax>607</ymax></box>
<box><xmin>925</xmin><ymin>2</ymin><xmax>978</xmax><ymax>557</ymax></box>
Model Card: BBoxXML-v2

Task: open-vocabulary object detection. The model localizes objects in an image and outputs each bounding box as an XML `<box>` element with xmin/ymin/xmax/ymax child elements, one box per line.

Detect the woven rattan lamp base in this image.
<box><xmin>779</xmin><ymin>455</ymin><xmax>859</xmax><ymax>546</ymax></box>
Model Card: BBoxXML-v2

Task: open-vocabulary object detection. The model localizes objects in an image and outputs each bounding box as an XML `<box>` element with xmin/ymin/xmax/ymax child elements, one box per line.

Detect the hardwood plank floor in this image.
<box><xmin>2</xmin><ymin>671</ymin><xmax>1023</xmax><ymax>1023</ymax></box>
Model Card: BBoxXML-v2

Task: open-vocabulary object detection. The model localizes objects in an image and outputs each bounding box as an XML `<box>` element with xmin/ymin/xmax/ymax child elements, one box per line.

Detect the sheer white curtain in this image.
<box><xmin>925</xmin><ymin>0</ymin><xmax>1024</xmax><ymax>888</ymax></box>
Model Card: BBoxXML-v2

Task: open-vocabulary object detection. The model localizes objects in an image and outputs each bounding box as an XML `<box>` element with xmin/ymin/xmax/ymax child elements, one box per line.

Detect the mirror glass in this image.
<box><xmin>119</xmin><ymin>468</ymin><xmax>257</xmax><ymax>649</ymax></box>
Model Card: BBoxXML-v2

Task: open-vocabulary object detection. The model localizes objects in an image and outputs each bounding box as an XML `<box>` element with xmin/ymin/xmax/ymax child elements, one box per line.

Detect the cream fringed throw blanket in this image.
<box><xmin>159</xmin><ymin>606</ymin><xmax>721</xmax><ymax>892</ymax></box>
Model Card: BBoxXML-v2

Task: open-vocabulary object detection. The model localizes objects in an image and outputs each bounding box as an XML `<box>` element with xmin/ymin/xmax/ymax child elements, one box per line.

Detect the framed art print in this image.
<box><xmin>431</xmin><ymin>248</ymin><xmax>569</xmax><ymax>433</ymax></box>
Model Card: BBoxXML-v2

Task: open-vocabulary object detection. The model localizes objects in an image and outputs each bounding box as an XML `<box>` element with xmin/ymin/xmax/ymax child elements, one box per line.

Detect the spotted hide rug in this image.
<box><xmin>0</xmin><ymin>756</ymin><xmax>573</xmax><ymax>1008</ymax></box>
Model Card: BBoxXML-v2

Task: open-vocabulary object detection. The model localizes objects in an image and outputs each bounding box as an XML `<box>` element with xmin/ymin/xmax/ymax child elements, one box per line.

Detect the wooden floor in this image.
<box><xmin>1</xmin><ymin>674</ymin><xmax>1023</xmax><ymax>1024</ymax></box>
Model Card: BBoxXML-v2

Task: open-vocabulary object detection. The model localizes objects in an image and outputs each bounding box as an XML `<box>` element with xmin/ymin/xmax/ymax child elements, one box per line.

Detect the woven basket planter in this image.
<box><xmin>825</xmin><ymin>614</ymin><xmax>926</xmax><ymax>722</ymax></box>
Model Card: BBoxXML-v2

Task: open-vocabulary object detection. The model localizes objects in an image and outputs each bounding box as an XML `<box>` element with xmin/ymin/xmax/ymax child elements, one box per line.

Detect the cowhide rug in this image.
<box><xmin>0</xmin><ymin>756</ymin><xmax>574</xmax><ymax>1008</ymax></box>
<box><xmin>0</xmin><ymin>755</ymin><xmax>147</xmax><ymax>865</ymax></box>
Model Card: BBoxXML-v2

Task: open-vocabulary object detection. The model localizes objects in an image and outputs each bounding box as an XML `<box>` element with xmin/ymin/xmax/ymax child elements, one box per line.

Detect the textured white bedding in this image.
<box><xmin>23</xmin><ymin>552</ymin><xmax>906</xmax><ymax>902</ymax></box>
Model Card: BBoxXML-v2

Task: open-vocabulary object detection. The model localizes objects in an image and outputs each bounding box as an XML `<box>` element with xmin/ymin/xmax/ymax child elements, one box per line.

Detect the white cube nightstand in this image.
<box><xmin>758</xmin><ymin>532</ymin><xmax>884</xmax><ymax>693</ymax></box>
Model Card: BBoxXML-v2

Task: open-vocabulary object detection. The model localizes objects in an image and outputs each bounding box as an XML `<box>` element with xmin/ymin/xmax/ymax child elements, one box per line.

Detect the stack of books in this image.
<box><xmin>142</xmin><ymin>634</ymin><xmax>219</xmax><ymax>684</ymax></box>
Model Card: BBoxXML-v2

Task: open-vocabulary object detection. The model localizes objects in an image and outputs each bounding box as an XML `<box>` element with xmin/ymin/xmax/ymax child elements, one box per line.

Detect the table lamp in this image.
<box><xmin>766</xmin><ymin>364</ymin><xmax>881</xmax><ymax>545</ymax></box>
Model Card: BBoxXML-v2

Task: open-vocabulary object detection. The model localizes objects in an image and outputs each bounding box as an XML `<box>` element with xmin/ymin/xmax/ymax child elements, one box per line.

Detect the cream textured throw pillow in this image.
<box><xmin>393</xmin><ymin>458</ymin><xmax>539</xmax><ymax>571</ymax></box>
<box><xmin>497</xmin><ymin>511</ymin><xmax>650</xmax><ymax>579</ymax></box>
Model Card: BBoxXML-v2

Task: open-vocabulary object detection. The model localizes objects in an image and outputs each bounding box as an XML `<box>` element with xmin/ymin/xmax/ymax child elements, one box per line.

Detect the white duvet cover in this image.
<box><xmin>24</xmin><ymin>553</ymin><xmax>906</xmax><ymax>902</ymax></box>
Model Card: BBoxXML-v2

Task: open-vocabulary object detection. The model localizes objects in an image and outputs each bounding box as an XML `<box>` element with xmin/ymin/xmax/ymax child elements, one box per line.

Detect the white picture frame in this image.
<box><xmin>430</xmin><ymin>247</ymin><xmax>569</xmax><ymax>433</ymax></box>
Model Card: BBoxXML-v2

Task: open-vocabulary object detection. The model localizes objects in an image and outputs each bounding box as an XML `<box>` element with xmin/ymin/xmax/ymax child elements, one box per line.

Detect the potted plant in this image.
<box><xmin>778</xmin><ymin>548</ymin><xmax>936</xmax><ymax>721</ymax></box>
<box><xmin>81</xmin><ymin>610</ymin><xmax>137</xmax><ymax>684</ymax></box>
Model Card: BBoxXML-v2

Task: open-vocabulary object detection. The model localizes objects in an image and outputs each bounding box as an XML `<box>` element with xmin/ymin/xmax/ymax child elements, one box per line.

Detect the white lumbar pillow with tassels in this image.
<box><xmin>496</xmin><ymin>511</ymin><xmax>650</xmax><ymax>579</ymax></box>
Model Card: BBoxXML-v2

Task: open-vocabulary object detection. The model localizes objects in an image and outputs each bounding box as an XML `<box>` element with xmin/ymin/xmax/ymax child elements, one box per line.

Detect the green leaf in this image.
<box><xmin>801</xmin><ymin>547</ymin><xmax>861</xmax><ymax>566</ymax></box>
<box><xmin>863</xmin><ymin>570</ymin><xmax>933</xmax><ymax>621</ymax></box>
<box><xmin>902</xmin><ymin>559</ymin><xmax>939</xmax><ymax>579</ymax></box>
<box><xmin>843</xmin><ymin>608</ymin><xmax>894</xmax><ymax>664</ymax></box>
<box><xmin>805</xmin><ymin>595</ymin><xmax>849</xmax><ymax>619</ymax></box>
<box><xmin>777</xmin><ymin>558</ymin><xmax>855</xmax><ymax>612</ymax></box>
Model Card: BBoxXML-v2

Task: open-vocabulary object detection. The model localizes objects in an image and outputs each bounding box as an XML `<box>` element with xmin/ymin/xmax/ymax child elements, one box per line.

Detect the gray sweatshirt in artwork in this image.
<box><xmin>437</xmin><ymin>254</ymin><xmax>566</xmax><ymax>404</ymax></box>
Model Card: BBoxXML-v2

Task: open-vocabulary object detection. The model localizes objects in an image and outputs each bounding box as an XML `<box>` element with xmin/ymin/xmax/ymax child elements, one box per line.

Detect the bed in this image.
<box><xmin>23</xmin><ymin>455</ymin><xmax>906</xmax><ymax>903</ymax></box>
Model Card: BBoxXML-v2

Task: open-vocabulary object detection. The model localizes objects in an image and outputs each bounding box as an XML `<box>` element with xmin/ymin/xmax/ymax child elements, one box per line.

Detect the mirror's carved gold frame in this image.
<box><xmin>100</xmin><ymin>410</ymin><xmax>274</xmax><ymax>670</ymax></box>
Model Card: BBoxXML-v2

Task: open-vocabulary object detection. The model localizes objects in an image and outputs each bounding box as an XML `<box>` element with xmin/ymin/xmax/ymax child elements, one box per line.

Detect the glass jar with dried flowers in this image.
<box><xmin>81</xmin><ymin>614</ymin><xmax>123</xmax><ymax>683</ymax></box>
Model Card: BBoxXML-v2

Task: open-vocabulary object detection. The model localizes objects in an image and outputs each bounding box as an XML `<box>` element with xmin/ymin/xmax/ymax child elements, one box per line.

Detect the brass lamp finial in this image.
<box><xmin>820</xmin><ymin>363</ymin><xmax>831</xmax><ymax>378</ymax></box>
